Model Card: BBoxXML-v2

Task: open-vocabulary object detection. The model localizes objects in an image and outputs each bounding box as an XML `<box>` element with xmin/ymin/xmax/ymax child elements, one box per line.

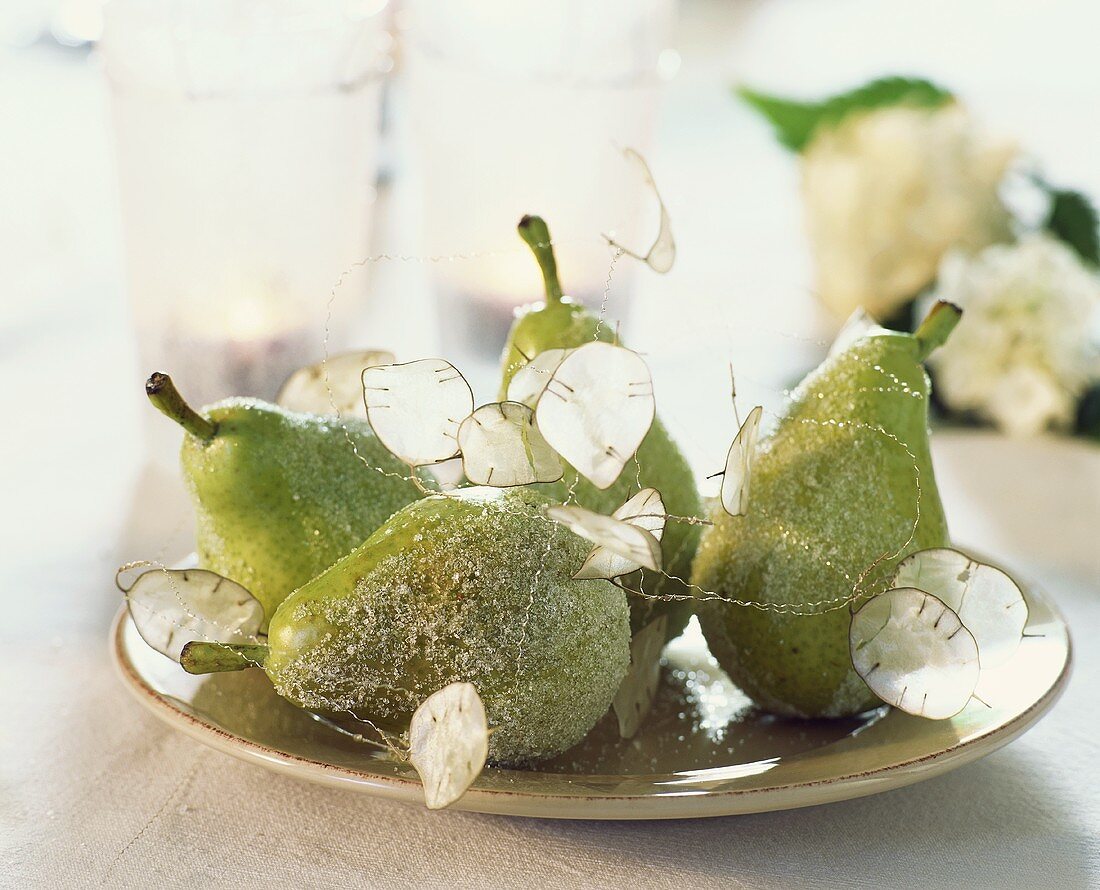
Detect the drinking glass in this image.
<box><xmin>102</xmin><ymin>0</ymin><xmax>392</xmax><ymax>456</ymax></box>
<box><xmin>402</xmin><ymin>0</ymin><xmax>678</xmax><ymax>364</ymax></box>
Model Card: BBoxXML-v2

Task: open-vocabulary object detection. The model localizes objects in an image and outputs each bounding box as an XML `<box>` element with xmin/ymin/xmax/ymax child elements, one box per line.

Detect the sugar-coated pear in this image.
<box><xmin>692</xmin><ymin>303</ymin><xmax>962</xmax><ymax>718</ymax></box>
<box><xmin>146</xmin><ymin>373</ymin><xmax>421</xmax><ymax>625</ymax></box>
<box><xmin>500</xmin><ymin>216</ymin><xmax>702</xmax><ymax>640</ymax></box>
<box><xmin>182</xmin><ymin>487</ymin><xmax>631</xmax><ymax>764</ymax></box>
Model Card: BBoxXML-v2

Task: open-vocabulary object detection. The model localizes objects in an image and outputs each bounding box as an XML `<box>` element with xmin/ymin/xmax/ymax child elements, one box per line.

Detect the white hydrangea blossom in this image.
<box><xmin>801</xmin><ymin>103</ymin><xmax>1016</xmax><ymax>319</ymax></box>
<box><xmin>929</xmin><ymin>234</ymin><xmax>1100</xmax><ymax>437</ymax></box>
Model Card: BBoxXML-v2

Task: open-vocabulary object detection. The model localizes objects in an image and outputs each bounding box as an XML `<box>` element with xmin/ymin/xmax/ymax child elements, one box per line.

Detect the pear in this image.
<box><xmin>146</xmin><ymin>373</ymin><xmax>421</xmax><ymax>624</ymax></box>
<box><xmin>500</xmin><ymin>215</ymin><xmax>702</xmax><ymax>640</ymax></box>
<box><xmin>181</xmin><ymin>487</ymin><xmax>631</xmax><ymax>764</ymax></box>
<box><xmin>692</xmin><ymin>303</ymin><xmax>962</xmax><ymax>718</ymax></box>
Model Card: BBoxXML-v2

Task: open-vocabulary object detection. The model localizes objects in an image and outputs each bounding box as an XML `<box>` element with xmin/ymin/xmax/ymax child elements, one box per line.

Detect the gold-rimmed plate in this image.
<box><xmin>110</xmin><ymin>573</ymin><xmax>1070</xmax><ymax>820</ymax></box>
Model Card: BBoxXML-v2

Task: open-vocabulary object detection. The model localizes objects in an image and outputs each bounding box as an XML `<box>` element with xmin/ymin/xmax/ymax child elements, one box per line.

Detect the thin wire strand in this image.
<box><xmin>121</xmin><ymin>240</ymin><xmax>936</xmax><ymax>732</ymax></box>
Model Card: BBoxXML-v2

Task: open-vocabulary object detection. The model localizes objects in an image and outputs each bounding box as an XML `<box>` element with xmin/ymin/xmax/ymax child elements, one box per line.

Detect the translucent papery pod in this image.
<box><xmin>612</xmin><ymin>615</ymin><xmax>668</xmax><ymax>739</ymax></box>
<box><xmin>535</xmin><ymin>342</ymin><xmax>656</xmax><ymax>490</ymax></box>
<box><xmin>506</xmin><ymin>348</ymin><xmax>572</xmax><ymax>409</ymax></box>
<box><xmin>573</xmin><ymin>488</ymin><xmax>667</xmax><ymax>581</ymax></box>
<box><xmin>850</xmin><ymin>587</ymin><xmax>980</xmax><ymax>719</ymax></box>
<box><xmin>362</xmin><ymin>359</ymin><xmax>475</xmax><ymax>467</ymax></box>
<box><xmin>604</xmin><ymin>147</ymin><xmax>676</xmax><ymax>274</ymax></box>
<box><xmin>828</xmin><ymin>309</ymin><xmax>879</xmax><ymax>358</ymax></box>
<box><xmin>117</xmin><ymin>565</ymin><xmax>265</xmax><ymax>662</ymax></box>
<box><xmin>408</xmin><ymin>682</ymin><xmax>490</xmax><ymax>810</ymax></box>
<box><xmin>720</xmin><ymin>405</ymin><xmax>764</xmax><ymax>517</ymax></box>
<box><xmin>277</xmin><ymin>349</ymin><xmax>395</xmax><ymax>417</ymax></box>
<box><xmin>546</xmin><ymin>503</ymin><xmax>663</xmax><ymax>577</ymax></box>
<box><xmin>456</xmin><ymin>402</ymin><xmax>563</xmax><ymax>487</ymax></box>
<box><xmin>892</xmin><ymin>548</ymin><xmax>1028</xmax><ymax>669</ymax></box>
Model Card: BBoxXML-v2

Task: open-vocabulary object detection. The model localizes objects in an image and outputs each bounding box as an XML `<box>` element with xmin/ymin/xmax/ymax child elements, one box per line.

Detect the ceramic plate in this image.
<box><xmin>111</xmin><ymin>571</ymin><xmax>1070</xmax><ymax>820</ymax></box>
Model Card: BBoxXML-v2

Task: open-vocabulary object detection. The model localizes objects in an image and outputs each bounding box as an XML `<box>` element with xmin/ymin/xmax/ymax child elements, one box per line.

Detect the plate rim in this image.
<box><xmin>110</xmin><ymin>584</ymin><xmax>1072</xmax><ymax>820</ymax></box>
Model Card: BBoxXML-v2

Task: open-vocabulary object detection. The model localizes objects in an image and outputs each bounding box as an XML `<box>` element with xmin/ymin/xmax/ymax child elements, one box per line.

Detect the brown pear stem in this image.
<box><xmin>146</xmin><ymin>372</ymin><xmax>217</xmax><ymax>441</ymax></box>
<box><xmin>180</xmin><ymin>641</ymin><xmax>268</xmax><ymax>674</ymax></box>
<box><xmin>915</xmin><ymin>301</ymin><xmax>962</xmax><ymax>360</ymax></box>
<box><xmin>517</xmin><ymin>215</ymin><xmax>563</xmax><ymax>304</ymax></box>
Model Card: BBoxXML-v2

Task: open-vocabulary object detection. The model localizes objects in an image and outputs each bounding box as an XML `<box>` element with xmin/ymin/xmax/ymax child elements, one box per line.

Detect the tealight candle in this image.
<box><xmin>165</xmin><ymin>287</ymin><xmax>315</xmax><ymax>408</ymax></box>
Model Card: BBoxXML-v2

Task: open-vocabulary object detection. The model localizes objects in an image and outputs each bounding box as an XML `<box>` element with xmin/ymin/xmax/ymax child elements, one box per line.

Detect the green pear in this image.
<box><xmin>692</xmin><ymin>303</ymin><xmax>962</xmax><ymax>718</ymax></box>
<box><xmin>500</xmin><ymin>215</ymin><xmax>703</xmax><ymax>640</ymax></box>
<box><xmin>181</xmin><ymin>487</ymin><xmax>631</xmax><ymax>764</ymax></box>
<box><xmin>146</xmin><ymin>372</ymin><xmax>421</xmax><ymax>625</ymax></box>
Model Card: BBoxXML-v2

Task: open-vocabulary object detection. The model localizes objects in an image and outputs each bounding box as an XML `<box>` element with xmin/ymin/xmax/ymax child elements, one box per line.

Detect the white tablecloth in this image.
<box><xmin>3</xmin><ymin>1</ymin><xmax>1098</xmax><ymax>886</ymax></box>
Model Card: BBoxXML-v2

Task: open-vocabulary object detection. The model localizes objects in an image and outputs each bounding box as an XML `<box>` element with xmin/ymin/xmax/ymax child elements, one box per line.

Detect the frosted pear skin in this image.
<box><xmin>265</xmin><ymin>487</ymin><xmax>631</xmax><ymax>764</ymax></box>
<box><xmin>693</xmin><ymin>330</ymin><xmax>950</xmax><ymax>718</ymax></box>
<box><xmin>501</xmin><ymin>303</ymin><xmax>703</xmax><ymax>641</ymax></box>
<box><xmin>182</xmin><ymin>398</ymin><xmax>421</xmax><ymax>625</ymax></box>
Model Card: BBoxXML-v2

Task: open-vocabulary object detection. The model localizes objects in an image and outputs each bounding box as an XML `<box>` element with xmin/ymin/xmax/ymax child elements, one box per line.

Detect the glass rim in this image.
<box><xmin>401</xmin><ymin>35</ymin><xmax>672</xmax><ymax>91</ymax></box>
<box><xmin>101</xmin><ymin>55</ymin><xmax>392</xmax><ymax>98</ymax></box>
<box><xmin>101</xmin><ymin>0</ymin><xmax>391</xmax><ymax>37</ymax></box>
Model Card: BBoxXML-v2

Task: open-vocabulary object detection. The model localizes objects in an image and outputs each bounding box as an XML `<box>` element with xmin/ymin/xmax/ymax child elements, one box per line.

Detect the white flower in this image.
<box><xmin>929</xmin><ymin>234</ymin><xmax>1100</xmax><ymax>437</ymax></box>
<box><xmin>801</xmin><ymin>103</ymin><xmax>1015</xmax><ymax>319</ymax></box>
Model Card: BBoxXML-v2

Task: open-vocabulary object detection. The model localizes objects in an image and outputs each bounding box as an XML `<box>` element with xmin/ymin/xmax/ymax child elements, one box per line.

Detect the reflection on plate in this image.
<box><xmin>111</xmin><ymin>573</ymin><xmax>1070</xmax><ymax>820</ymax></box>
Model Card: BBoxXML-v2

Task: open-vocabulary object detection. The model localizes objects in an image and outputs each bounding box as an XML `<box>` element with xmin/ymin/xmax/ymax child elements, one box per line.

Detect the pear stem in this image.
<box><xmin>146</xmin><ymin>372</ymin><xmax>217</xmax><ymax>441</ymax></box>
<box><xmin>517</xmin><ymin>214</ymin><xmax>563</xmax><ymax>304</ymax></box>
<box><xmin>180</xmin><ymin>641</ymin><xmax>268</xmax><ymax>674</ymax></box>
<box><xmin>914</xmin><ymin>301</ymin><xmax>963</xmax><ymax>360</ymax></box>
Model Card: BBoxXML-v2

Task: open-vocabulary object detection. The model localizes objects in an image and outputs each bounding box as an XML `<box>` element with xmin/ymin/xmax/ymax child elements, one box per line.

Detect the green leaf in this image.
<box><xmin>1043</xmin><ymin>188</ymin><xmax>1100</xmax><ymax>266</ymax></box>
<box><xmin>738</xmin><ymin>76</ymin><xmax>955</xmax><ymax>153</ymax></box>
<box><xmin>736</xmin><ymin>90</ymin><xmax>820</xmax><ymax>152</ymax></box>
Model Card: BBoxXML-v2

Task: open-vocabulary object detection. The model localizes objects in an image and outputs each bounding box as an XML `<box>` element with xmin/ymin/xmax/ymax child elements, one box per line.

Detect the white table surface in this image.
<box><xmin>2</xmin><ymin>1</ymin><xmax>1098</xmax><ymax>886</ymax></box>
